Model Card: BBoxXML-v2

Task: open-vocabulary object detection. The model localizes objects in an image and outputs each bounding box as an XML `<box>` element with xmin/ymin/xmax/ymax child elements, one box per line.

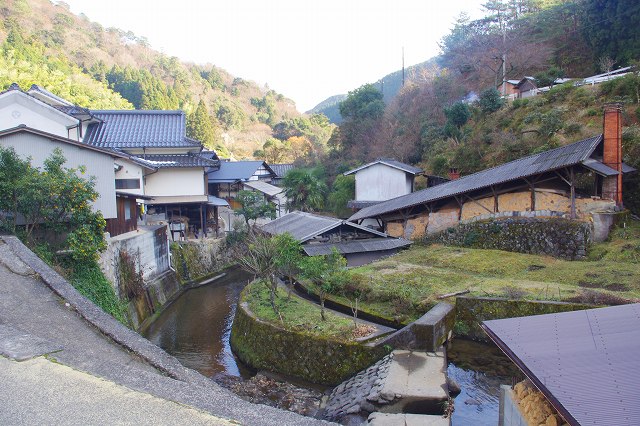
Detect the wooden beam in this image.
<box><xmin>491</xmin><ymin>185</ymin><xmax>499</xmax><ymax>213</ymax></box>
<box><xmin>463</xmin><ymin>194</ymin><xmax>493</xmax><ymax>214</ymax></box>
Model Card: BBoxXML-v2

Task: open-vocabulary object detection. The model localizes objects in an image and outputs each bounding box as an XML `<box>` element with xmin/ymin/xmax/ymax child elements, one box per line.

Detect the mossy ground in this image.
<box><xmin>338</xmin><ymin>221</ymin><xmax>640</xmax><ymax>324</ymax></box>
<box><xmin>244</xmin><ymin>281</ymin><xmax>357</xmax><ymax>341</ymax></box>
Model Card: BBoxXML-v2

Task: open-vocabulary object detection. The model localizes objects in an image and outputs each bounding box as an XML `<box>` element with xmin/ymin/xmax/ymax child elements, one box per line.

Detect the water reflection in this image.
<box><xmin>447</xmin><ymin>338</ymin><xmax>522</xmax><ymax>426</ymax></box>
<box><xmin>141</xmin><ymin>268</ymin><xmax>254</xmax><ymax>378</ymax></box>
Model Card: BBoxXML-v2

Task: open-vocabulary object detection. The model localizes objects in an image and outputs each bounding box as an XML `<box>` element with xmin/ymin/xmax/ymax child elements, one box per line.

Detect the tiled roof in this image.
<box><xmin>133</xmin><ymin>153</ymin><xmax>219</xmax><ymax>168</ymax></box>
<box><xmin>483</xmin><ymin>304</ymin><xmax>640</xmax><ymax>426</ymax></box>
<box><xmin>269</xmin><ymin>163</ymin><xmax>295</xmax><ymax>178</ymax></box>
<box><xmin>349</xmin><ymin>135</ymin><xmax>603</xmax><ymax>221</ymax></box>
<box><xmin>84</xmin><ymin>110</ymin><xmax>201</xmax><ymax>149</ymax></box>
<box><xmin>208</xmin><ymin>161</ymin><xmax>269</xmax><ymax>183</ymax></box>
<box><xmin>344</xmin><ymin>158</ymin><xmax>423</xmax><ymax>176</ymax></box>
<box><xmin>261</xmin><ymin>211</ymin><xmax>386</xmax><ymax>243</ymax></box>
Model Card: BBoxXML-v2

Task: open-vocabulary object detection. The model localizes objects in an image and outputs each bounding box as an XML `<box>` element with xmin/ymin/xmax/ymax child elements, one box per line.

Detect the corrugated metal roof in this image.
<box><xmin>243</xmin><ymin>180</ymin><xmax>282</xmax><ymax>197</ymax></box>
<box><xmin>135</xmin><ymin>153</ymin><xmax>218</xmax><ymax>168</ymax></box>
<box><xmin>303</xmin><ymin>238</ymin><xmax>412</xmax><ymax>256</ymax></box>
<box><xmin>208</xmin><ymin>161</ymin><xmax>271</xmax><ymax>182</ymax></box>
<box><xmin>581</xmin><ymin>159</ymin><xmax>619</xmax><ymax>176</ymax></box>
<box><xmin>482</xmin><ymin>304</ymin><xmax>640</xmax><ymax>426</ymax></box>
<box><xmin>260</xmin><ymin>211</ymin><xmax>386</xmax><ymax>243</ymax></box>
<box><xmin>347</xmin><ymin>200</ymin><xmax>381</xmax><ymax>209</ymax></box>
<box><xmin>269</xmin><ymin>163</ymin><xmax>294</xmax><ymax>178</ymax></box>
<box><xmin>84</xmin><ymin>110</ymin><xmax>201</xmax><ymax>149</ymax></box>
<box><xmin>344</xmin><ymin>158</ymin><xmax>423</xmax><ymax>176</ymax></box>
<box><xmin>349</xmin><ymin>135</ymin><xmax>602</xmax><ymax>221</ymax></box>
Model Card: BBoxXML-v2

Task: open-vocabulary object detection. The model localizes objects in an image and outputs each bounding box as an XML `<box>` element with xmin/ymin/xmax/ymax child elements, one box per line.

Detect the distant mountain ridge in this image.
<box><xmin>308</xmin><ymin>58</ymin><xmax>438</xmax><ymax>124</ymax></box>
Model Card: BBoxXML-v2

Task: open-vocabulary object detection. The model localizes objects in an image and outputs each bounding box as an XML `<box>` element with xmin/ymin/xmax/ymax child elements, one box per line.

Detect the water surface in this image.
<box><xmin>141</xmin><ymin>268</ymin><xmax>254</xmax><ymax>378</ymax></box>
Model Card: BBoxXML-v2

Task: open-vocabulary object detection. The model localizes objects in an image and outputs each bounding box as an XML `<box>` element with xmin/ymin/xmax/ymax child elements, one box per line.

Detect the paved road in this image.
<box><xmin>0</xmin><ymin>237</ymin><xmax>330</xmax><ymax>425</ymax></box>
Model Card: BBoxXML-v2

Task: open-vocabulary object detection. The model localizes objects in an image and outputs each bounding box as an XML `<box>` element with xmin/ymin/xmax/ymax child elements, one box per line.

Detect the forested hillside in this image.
<box><xmin>319</xmin><ymin>0</ymin><xmax>640</xmax><ymax>214</ymax></box>
<box><xmin>0</xmin><ymin>0</ymin><xmax>333</xmax><ymax>159</ymax></box>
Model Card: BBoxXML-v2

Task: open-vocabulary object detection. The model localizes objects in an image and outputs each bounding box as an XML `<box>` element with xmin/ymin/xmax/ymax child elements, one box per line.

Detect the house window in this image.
<box><xmin>124</xmin><ymin>200</ymin><xmax>135</xmax><ymax>221</ymax></box>
<box><xmin>115</xmin><ymin>178</ymin><xmax>140</xmax><ymax>190</ymax></box>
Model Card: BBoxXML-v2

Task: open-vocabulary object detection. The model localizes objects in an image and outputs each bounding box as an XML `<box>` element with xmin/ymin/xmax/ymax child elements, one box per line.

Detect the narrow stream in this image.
<box><xmin>141</xmin><ymin>268</ymin><xmax>254</xmax><ymax>379</ymax></box>
<box><xmin>447</xmin><ymin>338</ymin><xmax>523</xmax><ymax>426</ymax></box>
<box><xmin>141</xmin><ymin>269</ymin><xmax>522</xmax><ymax>424</ymax></box>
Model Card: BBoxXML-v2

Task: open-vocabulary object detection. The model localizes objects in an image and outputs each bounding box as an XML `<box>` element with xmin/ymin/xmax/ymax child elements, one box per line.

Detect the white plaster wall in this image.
<box><xmin>0</xmin><ymin>132</ymin><xmax>117</xmax><ymax>218</ymax></box>
<box><xmin>144</xmin><ymin>167</ymin><xmax>206</xmax><ymax>197</ymax></box>
<box><xmin>115</xmin><ymin>159</ymin><xmax>145</xmax><ymax>196</ymax></box>
<box><xmin>0</xmin><ymin>94</ymin><xmax>79</xmax><ymax>139</ymax></box>
<box><xmin>355</xmin><ymin>164</ymin><xmax>412</xmax><ymax>201</ymax></box>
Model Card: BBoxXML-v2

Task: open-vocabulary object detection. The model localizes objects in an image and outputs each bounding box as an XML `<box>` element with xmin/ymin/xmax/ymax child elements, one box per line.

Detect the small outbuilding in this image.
<box><xmin>260</xmin><ymin>211</ymin><xmax>412</xmax><ymax>266</ymax></box>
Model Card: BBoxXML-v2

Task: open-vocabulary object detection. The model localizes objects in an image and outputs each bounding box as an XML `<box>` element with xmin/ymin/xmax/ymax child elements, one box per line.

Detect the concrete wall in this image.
<box><xmin>356</xmin><ymin>164</ymin><xmax>411</xmax><ymax>201</ymax></box>
<box><xmin>0</xmin><ymin>132</ymin><xmax>117</xmax><ymax>218</ymax></box>
<box><xmin>499</xmin><ymin>386</ymin><xmax>528</xmax><ymax>426</ymax></box>
<box><xmin>99</xmin><ymin>225</ymin><xmax>171</xmax><ymax>294</ymax></box>
<box><xmin>0</xmin><ymin>92</ymin><xmax>79</xmax><ymax>139</ymax></box>
<box><xmin>144</xmin><ymin>167</ymin><xmax>206</xmax><ymax>197</ymax></box>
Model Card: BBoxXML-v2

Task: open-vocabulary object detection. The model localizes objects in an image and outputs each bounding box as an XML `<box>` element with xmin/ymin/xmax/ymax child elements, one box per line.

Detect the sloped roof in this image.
<box><xmin>84</xmin><ymin>110</ymin><xmax>201</xmax><ymax>149</ymax></box>
<box><xmin>344</xmin><ymin>158</ymin><xmax>423</xmax><ymax>176</ymax></box>
<box><xmin>349</xmin><ymin>135</ymin><xmax>603</xmax><ymax>221</ymax></box>
<box><xmin>269</xmin><ymin>163</ymin><xmax>295</xmax><ymax>178</ymax></box>
<box><xmin>27</xmin><ymin>85</ymin><xmax>74</xmax><ymax>106</ymax></box>
<box><xmin>482</xmin><ymin>304</ymin><xmax>640</xmax><ymax>426</ymax></box>
<box><xmin>303</xmin><ymin>238</ymin><xmax>412</xmax><ymax>256</ymax></box>
<box><xmin>261</xmin><ymin>211</ymin><xmax>386</xmax><ymax>243</ymax></box>
<box><xmin>133</xmin><ymin>153</ymin><xmax>219</xmax><ymax>168</ymax></box>
<box><xmin>0</xmin><ymin>125</ymin><xmax>129</xmax><ymax>159</ymax></box>
<box><xmin>208</xmin><ymin>160</ymin><xmax>272</xmax><ymax>183</ymax></box>
<box><xmin>243</xmin><ymin>180</ymin><xmax>282</xmax><ymax>197</ymax></box>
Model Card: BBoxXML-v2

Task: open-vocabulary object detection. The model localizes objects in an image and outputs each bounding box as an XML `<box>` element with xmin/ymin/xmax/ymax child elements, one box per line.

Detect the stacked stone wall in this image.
<box><xmin>425</xmin><ymin>216</ymin><xmax>592</xmax><ymax>260</ymax></box>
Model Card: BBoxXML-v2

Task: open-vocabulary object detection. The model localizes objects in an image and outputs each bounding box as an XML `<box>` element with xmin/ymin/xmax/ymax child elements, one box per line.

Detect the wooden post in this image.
<box><xmin>200</xmin><ymin>203</ymin><xmax>205</xmax><ymax>238</ymax></box>
<box><xmin>214</xmin><ymin>206</ymin><xmax>219</xmax><ymax>238</ymax></box>
<box><xmin>570</xmin><ymin>167</ymin><xmax>576</xmax><ymax>219</ymax></box>
<box><xmin>491</xmin><ymin>186</ymin><xmax>499</xmax><ymax>213</ymax></box>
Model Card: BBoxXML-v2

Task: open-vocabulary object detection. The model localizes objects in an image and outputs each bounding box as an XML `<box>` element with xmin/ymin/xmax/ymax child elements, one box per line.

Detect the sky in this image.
<box><xmin>62</xmin><ymin>1</ymin><xmax>485</xmax><ymax>112</ymax></box>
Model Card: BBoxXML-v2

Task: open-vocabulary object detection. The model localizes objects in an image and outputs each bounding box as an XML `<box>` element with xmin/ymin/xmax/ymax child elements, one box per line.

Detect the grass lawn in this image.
<box><xmin>333</xmin><ymin>221</ymin><xmax>640</xmax><ymax>324</ymax></box>
<box><xmin>243</xmin><ymin>280</ymin><xmax>360</xmax><ymax>341</ymax></box>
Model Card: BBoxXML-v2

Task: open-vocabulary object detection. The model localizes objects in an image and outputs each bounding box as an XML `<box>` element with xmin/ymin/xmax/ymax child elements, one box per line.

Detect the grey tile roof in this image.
<box><xmin>269</xmin><ymin>163</ymin><xmax>295</xmax><ymax>178</ymax></box>
<box><xmin>208</xmin><ymin>161</ymin><xmax>270</xmax><ymax>183</ymax></box>
<box><xmin>344</xmin><ymin>158</ymin><xmax>423</xmax><ymax>176</ymax></box>
<box><xmin>482</xmin><ymin>304</ymin><xmax>640</xmax><ymax>426</ymax></box>
<box><xmin>303</xmin><ymin>238</ymin><xmax>412</xmax><ymax>256</ymax></box>
<box><xmin>84</xmin><ymin>110</ymin><xmax>201</xmax><ymax>149</ymax></box>
<box><xmin>350</xmin><ymin>135</ymin><xmax>603</xmax><ymax>221</ymax></box>
<box><xmin>133</xmin><ymin>153</ymin><xmax>219</xmax><ymax>168</ymax></box>
<box><xmin>261</xmin><ymin>211</ymin><xmax>386</xmax><ymax>243</ymax></box>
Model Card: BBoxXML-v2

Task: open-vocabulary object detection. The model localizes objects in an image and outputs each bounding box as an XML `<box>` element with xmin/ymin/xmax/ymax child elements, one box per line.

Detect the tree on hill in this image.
<box><xmin>187</xmin><ymin>100</ymin><xmax>219</xmax><ymax>150</ymax></box>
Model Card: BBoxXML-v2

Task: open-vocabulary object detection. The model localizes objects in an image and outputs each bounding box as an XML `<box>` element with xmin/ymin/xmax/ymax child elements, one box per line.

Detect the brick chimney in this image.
<box><xmin>448</xmin><ymin>168</ymin><xmax>460</xmax><ymax>180</ymax></box>
<box><xmin>602</xmin><ymin>103</ymin><xmax>623</xmax><ymax>206</ymax></box>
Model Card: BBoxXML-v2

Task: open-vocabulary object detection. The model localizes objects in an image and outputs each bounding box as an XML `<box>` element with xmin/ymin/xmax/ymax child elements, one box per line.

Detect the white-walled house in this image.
<box><xmin>83</xmin><ymin>110</ymin><xmax>224</xmax><ymax>237</ymax></box>
<box><xmin>344</xmin><ymin>158</ymin><xmax>423</xmax><ymax>210</ymax></box>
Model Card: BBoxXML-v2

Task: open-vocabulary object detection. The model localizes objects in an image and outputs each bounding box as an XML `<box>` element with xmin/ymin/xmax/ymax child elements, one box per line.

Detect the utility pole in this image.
<box><xmin>402</xmin><ymin>47</ymin><xmax>405</xmax><ymax>87</ymax></box>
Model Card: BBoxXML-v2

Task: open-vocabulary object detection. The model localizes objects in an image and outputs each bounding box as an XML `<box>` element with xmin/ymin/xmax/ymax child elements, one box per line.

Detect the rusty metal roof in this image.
<box><xmin>482</xmin><ymin>304</ymin><xmax>640</xmax><ymax>426</ymax></box>
<box><xmin>349</xmin><ymin>135</ymin><xmax>603</xmax><ymax>221</ymax></box>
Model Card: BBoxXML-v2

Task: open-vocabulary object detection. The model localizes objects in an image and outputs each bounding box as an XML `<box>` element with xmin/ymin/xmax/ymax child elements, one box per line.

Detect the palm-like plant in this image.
<box><xmin>282</xmin><ymin>168</ymin><xmax>327</xmax><ymax>212</ymax></box>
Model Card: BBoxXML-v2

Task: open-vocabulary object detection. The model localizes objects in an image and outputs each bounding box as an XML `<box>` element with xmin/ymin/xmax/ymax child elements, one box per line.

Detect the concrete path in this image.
<box><xmin>378</xmin><ymin>349</ymin><xmax>449</xmax><ymax>413</ymax></box>
<box><xmin>0</xmin><ymin>237</ymin><xmax>330</xmax><ymax>426</ymax></box>
<box><xmin>368</xmin><ymin>412</ymin><xmax>450</xmax><ymax>425</ymax></box>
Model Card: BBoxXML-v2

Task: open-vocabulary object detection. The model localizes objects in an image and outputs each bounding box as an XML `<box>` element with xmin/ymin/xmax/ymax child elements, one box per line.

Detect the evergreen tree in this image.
<box><xmin>187</xmin><ymin>100</ymin><xmax>217</xmax><ymax>149</ymax></box>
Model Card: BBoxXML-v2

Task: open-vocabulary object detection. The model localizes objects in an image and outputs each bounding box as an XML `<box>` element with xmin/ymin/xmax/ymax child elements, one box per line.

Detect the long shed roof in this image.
<box><xmin>482</xmin><ymin>304</ymin><xmax>640</xmax><ymax>426</ymax></box>
<box><xmin>208</xmin><ymin>161</ymin><xmax>273</xmax><ymax>183</ymax></box>
<box><xmin>303</xmin><ymin>238</ymin><xmax>411</xmax><ymax>256</ymax></box>
<box><xmin>349</xmin><ymin>135</ymin><xmax>603</xmax><ymax>221</ymax></box>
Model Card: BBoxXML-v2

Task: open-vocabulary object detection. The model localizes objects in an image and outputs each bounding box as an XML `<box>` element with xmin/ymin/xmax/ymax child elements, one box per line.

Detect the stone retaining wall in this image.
<box><xmin>425</xmin><ymin>216</ymin><xmax>592</xmax><ymax>260</ymax></box>
<box><xmin>171</xmin><ymin>238</ymin><xmax>229</xmax><ymax>284</ymax></box>
<box><xmin>455</xmin><ymin>296</ymin><xmax>597</xmax><ymax>341</ymax></box>
<box><xmin>230</xmin><ymin>300</ymin><xmax>388</xmax><ymax>386</ymax></box>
